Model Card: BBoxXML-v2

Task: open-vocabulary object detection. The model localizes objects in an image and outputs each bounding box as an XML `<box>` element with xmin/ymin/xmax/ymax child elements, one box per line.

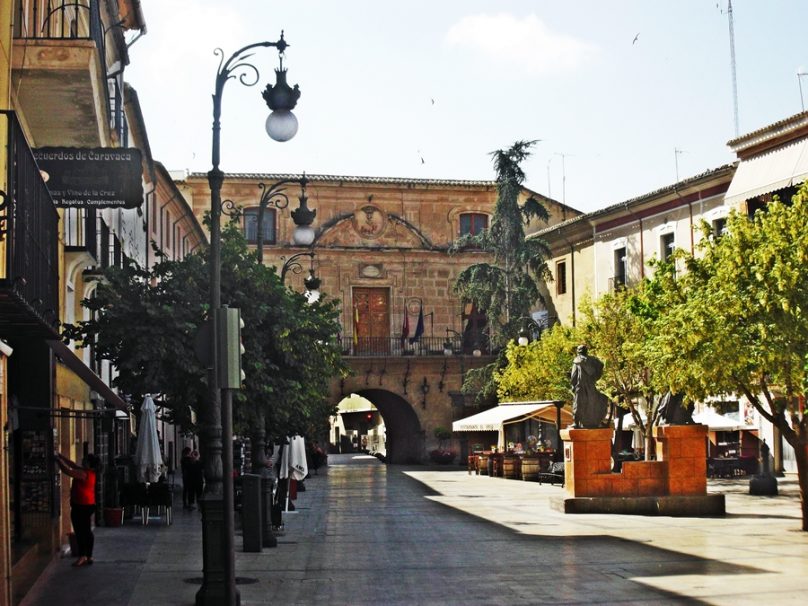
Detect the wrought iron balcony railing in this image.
<box><xmin>338</xmin><ymin>336</ymin><xmax>490</xmax><ymax>357</ymax></box>
<box><xmin>0</xmin><ymin>111</ymin><xmax>60</xmax><ymax>338</ymax></box>
<box><xmin>64</xmin><ymin>207</ymin><xmax>99</xmax><ymax>261</ymax></box>
<box><xmin>14</xmin><ymin>1</ymin><xmax>126</xmax><ymax>143</ymax></box>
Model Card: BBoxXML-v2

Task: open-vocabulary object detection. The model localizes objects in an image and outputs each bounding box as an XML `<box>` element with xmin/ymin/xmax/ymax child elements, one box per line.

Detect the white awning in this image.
<box><xmin>617</xmin><ymin>409</ymin><xmax>750</xmax><ymax>432</ymax></box>
<box><xmin>724</xmin><ymin>139</ymin><xmax>808</xmax><ymax>206</ymax></box>
<box><xmin>452</xmin><ymin>401</ymin><xmax>570</xmax><ymax>432</ymax></box>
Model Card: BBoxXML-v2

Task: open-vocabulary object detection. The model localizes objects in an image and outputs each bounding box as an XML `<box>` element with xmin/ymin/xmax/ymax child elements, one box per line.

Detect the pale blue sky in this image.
<box><xmin>126</xmin><ymin>1</ymin><xmax>808</xmax><ymax>213</ymax></box>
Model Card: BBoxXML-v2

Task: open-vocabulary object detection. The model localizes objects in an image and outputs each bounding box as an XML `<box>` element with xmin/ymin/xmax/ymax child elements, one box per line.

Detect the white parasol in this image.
<box><xmin>134</xmin><ymin>395</ymin><xmax>164</xmax><ymax>482</ymax></box>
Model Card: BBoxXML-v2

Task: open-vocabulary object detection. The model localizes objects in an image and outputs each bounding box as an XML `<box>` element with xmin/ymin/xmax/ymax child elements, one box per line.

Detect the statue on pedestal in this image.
<box><xmin>657</xmin><ymin>391</ymin><xmax>694</xmax><ymax>425</ymax></box>
<box><xmin>570</xmin><ymin>345</ymin><xmax>609</xmax><ymax>428</ymax></box>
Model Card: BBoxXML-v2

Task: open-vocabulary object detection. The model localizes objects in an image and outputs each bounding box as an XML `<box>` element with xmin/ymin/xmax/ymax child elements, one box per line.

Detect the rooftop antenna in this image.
<box><xmin>727</xmin><ymin>0</ymin><xmax>740</xmax><ymax>136</ymax></box>
<box><xmin>674</xmin><ymin>148</ymin><xmax>688</xmax><ymax>182</ymax></box>
<box><xmin>798</xmin><ymin>71</ymin><xmax>808</xmax><ymax>112</ymax></box>
<box><xmin>554</xmin><ymin>152</ymin><xmax>572</xmax><ymax>204</ymax></box>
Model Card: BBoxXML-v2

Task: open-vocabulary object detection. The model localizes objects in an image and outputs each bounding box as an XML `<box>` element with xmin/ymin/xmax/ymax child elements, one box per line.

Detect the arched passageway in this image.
<box><xmin>351</xmin><ymin>389</ymin><xmax>423</xmax><ymax>464</ymax></box>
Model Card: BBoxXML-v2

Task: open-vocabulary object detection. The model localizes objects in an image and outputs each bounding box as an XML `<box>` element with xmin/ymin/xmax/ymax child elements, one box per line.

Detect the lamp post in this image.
<box><xmin>200</xmin><ymin>32</ymin><xmax>299</xmax><ymax>606</ymax></box>
<box><xmin>517</xmin><ymin>317</ymin><xmax>543</xmax><ymax>346</ymax></box>
<box><xmin>255</xmin><ymin>176</ymin><xmax>308</xmax><ymax>263</ymax></box>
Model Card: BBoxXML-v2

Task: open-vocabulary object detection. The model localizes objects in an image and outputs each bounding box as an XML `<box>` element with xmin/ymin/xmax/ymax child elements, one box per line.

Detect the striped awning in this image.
<box><xmin>724</xmin><ymin>139</ymin><xmax>808</xmax><ymax>206</ymax></box>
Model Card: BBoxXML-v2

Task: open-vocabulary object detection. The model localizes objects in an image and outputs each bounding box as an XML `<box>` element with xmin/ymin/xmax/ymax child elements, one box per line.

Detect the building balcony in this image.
<box><xmin>339</xmin><ymin>335</ymin><xmax>489</xmax><ymax>358</ymax></box>
<box><xmin>11</xmin><ymin>0</ymin><xmax>125</xmax><ymax>147</ymax></box>
<box><xmin>64</xmin><ymin>207</ymin><xmax>100</xmax><ymax>267</ymax></box>
<box><xmin>0</xmin><ymin>112</ymin><xmax>60</xmax><ymax>339</ymax></box>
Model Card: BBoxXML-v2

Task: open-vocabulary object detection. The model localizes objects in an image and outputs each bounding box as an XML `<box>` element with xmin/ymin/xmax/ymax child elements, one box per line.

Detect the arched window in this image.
<box><xmin>244</xmin><ymin>208</ymin><xmax>276</xmax><ymax>244</ymax></box>
<box><xmin>459</xmin><ymin>213</ymin><xmax>488</xmax><ymax>236</ymax></box>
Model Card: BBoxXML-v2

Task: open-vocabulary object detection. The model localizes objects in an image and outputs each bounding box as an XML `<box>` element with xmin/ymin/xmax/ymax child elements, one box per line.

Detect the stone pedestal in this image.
<box><xmin>553</xmin><ymin>425</ymin><xmax>725</xmax><ymax>516</ymax></box>
<box><xmin>653</xmin><ymin>424</ymin><xmax>708</xmax><ymax>495</ymax></box>
<box><xmin>561</xmin><ymin>428</ymin><xmax>613</xmax><ymax>497</ymax></box>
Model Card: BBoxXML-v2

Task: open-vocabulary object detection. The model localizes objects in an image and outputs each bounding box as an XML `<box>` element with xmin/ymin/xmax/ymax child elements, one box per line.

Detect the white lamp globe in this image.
<box><xmin>518</xmin><ymin>335</ymin><xmax>529</xmax><ymax>346</ymax></box>
<box><xmin>305</xmin><ymin>288</ymin><xmax>321</xmax><ymax>304</ymax></box>
<box><xmin>266</xmin><ymin>109</ymin><xmax>298</xmax><ymax>142</ymax></box>
<box><xmin>293</xmin><ymin>225</ymin><xmax>315</xmax><ymax>246</ymax></box>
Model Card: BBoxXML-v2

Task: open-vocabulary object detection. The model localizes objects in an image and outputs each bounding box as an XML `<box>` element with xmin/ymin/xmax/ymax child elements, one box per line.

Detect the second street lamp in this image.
<box><xmin>200</xmin><ymin>31</ymin><xmax>299</xmax><ymax>606</ymax></box>
<box><xmin>254</xmin><ymin>175</ymin><xmax>309</xmax><ymax>263</ymax></box>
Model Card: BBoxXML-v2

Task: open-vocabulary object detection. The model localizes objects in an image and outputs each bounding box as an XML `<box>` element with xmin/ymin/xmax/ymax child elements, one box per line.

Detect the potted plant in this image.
<box><xmin>429</xmin><ymin>427</ymin><xmax>457</xmax><ymax>464</ymax></box>
<box><xmin>103</xmin><ymin>467</ymin><xmax>124</xmax><ymax>527</ymax></box>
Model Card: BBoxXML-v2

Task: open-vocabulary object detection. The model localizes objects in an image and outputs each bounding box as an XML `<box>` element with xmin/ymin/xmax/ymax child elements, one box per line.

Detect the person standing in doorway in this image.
<box><xmin>56</xmin><ymin>452</ymin><xmax>100</xmax><ymax>567</ymax></box>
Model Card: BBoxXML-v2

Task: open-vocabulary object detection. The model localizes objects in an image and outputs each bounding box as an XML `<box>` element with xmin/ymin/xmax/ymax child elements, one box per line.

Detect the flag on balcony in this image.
<box><xmin>400</xmin><ymin>310</ymin><xmax>410</xmax><ymax>346</ymax></box>
<box><xmin>409</xmin><ymin>305</ymin><xmax>424</xmax><ymax>344</ymax></box>
<box><xmin>353</xmin><ymin>306</ymin><xmax>359</xmax><ymax>345</ymax></box>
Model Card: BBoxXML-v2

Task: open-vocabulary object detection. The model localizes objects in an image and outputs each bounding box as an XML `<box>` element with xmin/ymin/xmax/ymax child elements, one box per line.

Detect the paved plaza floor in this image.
<box><xmin>21</xmin><ymin>454</ymin><xmax>808</xmax><ymax>605</ymax></box>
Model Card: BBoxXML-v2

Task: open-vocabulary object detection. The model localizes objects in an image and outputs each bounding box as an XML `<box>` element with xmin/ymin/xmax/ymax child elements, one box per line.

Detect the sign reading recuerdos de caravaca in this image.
<box><xmin>33</xmin><ymin>147</ymin><xmax>143</xmax><ymax>209</ymax></box>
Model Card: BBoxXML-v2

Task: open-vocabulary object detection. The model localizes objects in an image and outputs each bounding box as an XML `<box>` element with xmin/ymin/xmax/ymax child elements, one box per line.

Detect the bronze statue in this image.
<box><xmin>570</xmin><ymin>345</ymin><xmax>609</xmax><ymax>428</ymax></box>
<box><xmin>657</xmin><ymin>391</ymin><xmax>694</xmax><ymax>425</ymax></box>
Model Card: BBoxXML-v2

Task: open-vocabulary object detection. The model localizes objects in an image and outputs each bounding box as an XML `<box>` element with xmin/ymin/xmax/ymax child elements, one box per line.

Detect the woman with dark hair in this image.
<box><xmin>56</xmin><ymin>452</ymin><xmax>100</xmax><ymax>567</ymax></box>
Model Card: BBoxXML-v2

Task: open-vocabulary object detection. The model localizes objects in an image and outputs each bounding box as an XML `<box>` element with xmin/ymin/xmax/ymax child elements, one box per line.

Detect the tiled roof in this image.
<box><xmin>530</xmin><ymin>163</ymin><xmax>737</xmax><ymax>238</ymax></box>
<box><xmin>727</xmin><ymin>111</ymin><xmax>808</xmax><ymax>150</ymax></box>
<box><xmin>185</xmin><ymin>171</ymin><xmax>499</xmax><ymax>188</ymax></box>
<box><xmin>181</xmin><ymin>171</ymin><xmax>573</xmax><ymax>209</ymax></box>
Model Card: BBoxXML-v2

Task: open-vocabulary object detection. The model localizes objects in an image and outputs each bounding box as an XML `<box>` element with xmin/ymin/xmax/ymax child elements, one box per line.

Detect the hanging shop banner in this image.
<box><xmin>32</xmin><ymin>147</ymin><xmax>143</xmax><ymax>209</ymax></box>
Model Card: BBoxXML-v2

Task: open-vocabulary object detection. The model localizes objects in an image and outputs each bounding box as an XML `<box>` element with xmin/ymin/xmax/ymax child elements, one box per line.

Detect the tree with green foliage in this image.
<box><xmin>452</xmin><ymin>140</ymin><xmax>551</xmax><ymax>345</ymax></box>
<box><xmin>63</xmin><ymin>219</ymin><xmax>347</xmax><ymax>467</ymax></box>
<box><xmin>451</xmin><ymin>140</ymin><xmax>552</xmax><ymax>405</ymax></box>
<box><xmin>494</xmin><ymin>323</ymin><xmax>580</xmax><ymax>403</ymax></box>
<box><xmin>578</xmin><ymin>282</ymin><xmax>673</xmax><ymax>459</ymax></box>
<box><xmin>651</xmin><ymin>186</ymin><xmax>808</xmax><ymax>530</ymax></box>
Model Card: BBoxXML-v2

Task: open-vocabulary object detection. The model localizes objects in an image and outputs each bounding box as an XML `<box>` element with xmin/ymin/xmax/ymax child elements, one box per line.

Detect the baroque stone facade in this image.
<box><xmin>176</xmin><ymin>173</ymin><xmax>576</xmax><ymax>462</ymax></box>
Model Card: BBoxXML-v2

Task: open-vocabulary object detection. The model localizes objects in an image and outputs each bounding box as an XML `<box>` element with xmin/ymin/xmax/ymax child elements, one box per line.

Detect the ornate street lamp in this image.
<box><xmin>201</xmin><ymin>32</ymin><xmax>299</xmax><ymax>606</ymax></box>
<box><xmin>517</xmin><ymin>317</ymin><xmax>543</xmax><ymax>346</ymax></box>
<box><xmin>254</xmin><ymin>175</ymin><xmax>309</xmax><ymax>263</ymax></box>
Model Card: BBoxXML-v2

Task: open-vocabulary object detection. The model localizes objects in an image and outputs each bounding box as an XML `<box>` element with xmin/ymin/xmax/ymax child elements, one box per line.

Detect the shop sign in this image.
<box><xmin>32</xmin><ymin>147</ymin><xmax>143</xmax><ymax>209</ymax></box>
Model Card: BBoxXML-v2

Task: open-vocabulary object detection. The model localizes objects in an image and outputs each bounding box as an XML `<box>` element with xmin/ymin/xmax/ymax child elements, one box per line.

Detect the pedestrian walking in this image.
<box><xmin>180</xmin><ymin>446</ymin><xmax>194</xmax><ymax>510</ymax></box>
<box><xmin>189</xmin><ymin>450</ymin><xmax>205</xmax><ymax>505</ymax></box>
<box><xmin>55</xmin><ymin>452</ymin><xmax>100</xmax><ymax>567</ymax></box>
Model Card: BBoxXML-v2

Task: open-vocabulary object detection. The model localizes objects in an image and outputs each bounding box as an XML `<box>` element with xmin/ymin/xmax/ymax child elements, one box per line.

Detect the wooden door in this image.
<box><xmin>353</xmin><ymin>288</ymin><xmax>390</xmax><ymax>354</ymax></box>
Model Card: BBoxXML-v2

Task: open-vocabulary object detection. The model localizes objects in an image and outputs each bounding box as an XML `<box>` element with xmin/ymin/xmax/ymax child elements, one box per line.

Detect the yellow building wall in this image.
<box><xmin>1</xmin><ymin>1</ymin><xmax>14</xmax><ymax>603</ymax></box>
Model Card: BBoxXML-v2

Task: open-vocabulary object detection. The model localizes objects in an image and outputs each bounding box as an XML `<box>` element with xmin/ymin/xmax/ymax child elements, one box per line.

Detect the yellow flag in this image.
<box><xmin>353</xmin><ymin>306</ymin><xmax>359</xmax><ymax>345</ymax></box>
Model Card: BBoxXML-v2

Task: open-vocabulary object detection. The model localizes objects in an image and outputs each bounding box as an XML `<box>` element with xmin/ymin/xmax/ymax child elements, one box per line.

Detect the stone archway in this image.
<box><xmin>351</xmin><ymin>388</ymin><xmax>423</xmax><ymax>464</ymax></box>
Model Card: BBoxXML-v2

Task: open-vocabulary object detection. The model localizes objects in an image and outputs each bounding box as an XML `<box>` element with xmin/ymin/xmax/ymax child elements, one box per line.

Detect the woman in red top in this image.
<box><xmin>56</xmin><ymin>452</ymin><xmax>99</xmax><ymax>567</ymax></box>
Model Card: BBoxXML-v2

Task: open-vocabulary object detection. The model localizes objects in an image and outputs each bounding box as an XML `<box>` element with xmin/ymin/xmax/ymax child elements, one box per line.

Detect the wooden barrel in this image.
<box><xmin>520</xmin><ymin>457</ymin><xmax>540</xmax><ymax>481</ymax></box>
<box><xmin>502</xmin><ymin>455</ymin><xmax>520</xmax><ymax>479</ymax></box>
<box><xmin>478</xmin><ymin>454</ymin><xmax>489</xmax><ymax>475</ymax></box>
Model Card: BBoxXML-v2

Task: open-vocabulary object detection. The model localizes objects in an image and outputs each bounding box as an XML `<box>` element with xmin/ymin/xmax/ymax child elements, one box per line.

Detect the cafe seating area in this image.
<box><xmin>467</xmin><ymin>450</ymin><xmax>563</xmax><ymax>486</ymax></box>
<box><xmin>120</xmin><ymin>482</ymin><xmax>174</xmax><ymax>525</ymax></box>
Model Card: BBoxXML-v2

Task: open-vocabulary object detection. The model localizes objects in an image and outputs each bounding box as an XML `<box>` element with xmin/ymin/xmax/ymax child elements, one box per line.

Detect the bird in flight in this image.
<box><xmin>632</xmin><ymin>32</ymin><xmax>640</xmax><ymax>45</ymax></box>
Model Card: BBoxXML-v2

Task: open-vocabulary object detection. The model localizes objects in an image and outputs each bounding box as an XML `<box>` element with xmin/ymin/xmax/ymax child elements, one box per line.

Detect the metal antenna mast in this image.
<box><xmin>727</xmin><ymin>0</ymin><xmax>739</xmax><ymax>136</ymax></box>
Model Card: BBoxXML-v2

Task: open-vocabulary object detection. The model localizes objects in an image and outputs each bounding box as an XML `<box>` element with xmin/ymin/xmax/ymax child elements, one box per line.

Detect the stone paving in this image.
<box><xmin>21</xmin><ymin>454</ymin><xmax>808</xmax><ymax>605</ymax></box>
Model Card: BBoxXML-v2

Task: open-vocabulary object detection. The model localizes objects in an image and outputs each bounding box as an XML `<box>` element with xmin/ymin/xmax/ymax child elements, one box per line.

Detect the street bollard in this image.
<box><xmin>261</xmin><ymin>477</ymin><xmax>278</xmax><ymax>548</ymax></box>
<box><xmin>241</xmin><ymin>473</ymin><xmax>262</xmax><ymax>552</ymax></box>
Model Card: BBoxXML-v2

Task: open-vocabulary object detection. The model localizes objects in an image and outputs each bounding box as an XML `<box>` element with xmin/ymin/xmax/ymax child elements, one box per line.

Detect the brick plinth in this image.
<box><xmin>561</xmin><ymin>424</ymin><xmax>710</xmax><ymax>501</ymax></box>
<box><xmin>654</xmin><ymin>423</ymin><xmax>708</xmax><ymax>495</ymax></box>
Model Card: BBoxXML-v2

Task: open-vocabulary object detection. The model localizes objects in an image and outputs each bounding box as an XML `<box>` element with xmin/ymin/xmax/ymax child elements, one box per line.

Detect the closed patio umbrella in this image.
<box><xmin>134</xmin><ymin>395</ymin><xmax>164</xmax><ymax>483</ymax></box>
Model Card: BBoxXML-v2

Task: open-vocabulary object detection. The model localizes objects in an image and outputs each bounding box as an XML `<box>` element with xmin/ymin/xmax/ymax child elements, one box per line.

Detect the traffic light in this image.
<box><xmin>217</xmin><ymin>306</ymin><xmax>245</xmax><ymax>389</ymax></box>
<box><xmin>366</xmin><ymin>412</ymin><xmax>373</xmax><ymax>423</ymax></box>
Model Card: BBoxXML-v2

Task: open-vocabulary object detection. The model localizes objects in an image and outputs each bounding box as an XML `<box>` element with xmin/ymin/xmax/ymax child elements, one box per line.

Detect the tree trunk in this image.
<box><xmin>250</xmin><ymin>410</ymin><xmax>267</xmax><ymax>474</ymax></box>
<box><xmin>795</xmin><ymin>436</ymin><xmax>808</xmax><ymax>532</ymax></box>
<box><xmin>644</xmin><ymin>428</ymin><xmax>653</xmax><ymax>462</ymax></box>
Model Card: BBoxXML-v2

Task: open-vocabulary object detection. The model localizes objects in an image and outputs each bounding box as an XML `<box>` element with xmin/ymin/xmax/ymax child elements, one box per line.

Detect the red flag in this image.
<box><xmin>400</xmin><ymin>310</ymin><xmax>410</xmax><ymax>346</ymax></box>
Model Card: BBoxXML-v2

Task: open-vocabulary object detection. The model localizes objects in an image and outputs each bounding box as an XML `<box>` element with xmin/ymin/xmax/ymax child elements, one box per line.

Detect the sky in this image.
<box><xmin>125</xmin><ymin>1</ymin><xmax>808</xmax><ymax>213</ymax></box>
